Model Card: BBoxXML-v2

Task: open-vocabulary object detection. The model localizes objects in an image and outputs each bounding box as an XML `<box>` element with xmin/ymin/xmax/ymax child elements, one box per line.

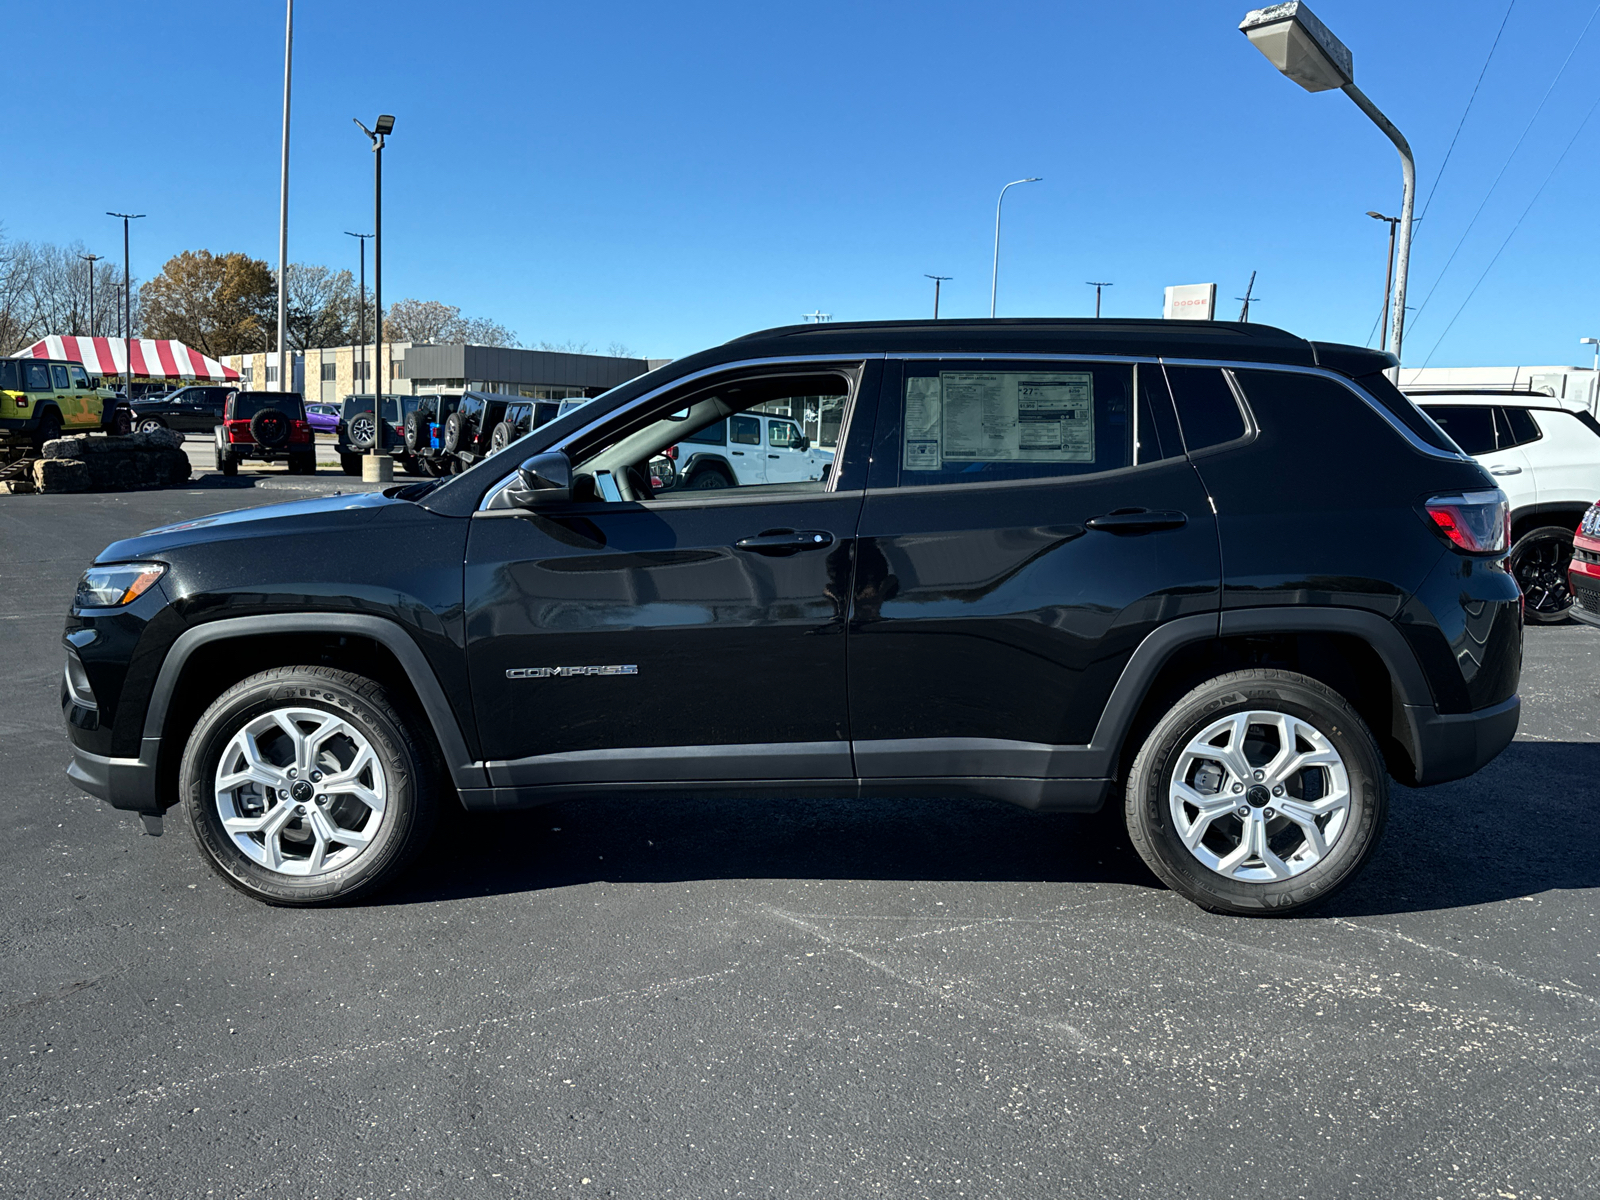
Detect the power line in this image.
<box><xmin>1421</xmin><ymin>87</ymin><xmax>1600</xmax><ymax>368</ymax></box>
<box><xmin>1417</xmin><ymin>0</ymin><xmax>1517</xmax><ymax>226</ymax></box>
<box><xmin>1411</xmin><ymin>0</ymin><xmax>1600</xmax><ymax>331</ymax></box>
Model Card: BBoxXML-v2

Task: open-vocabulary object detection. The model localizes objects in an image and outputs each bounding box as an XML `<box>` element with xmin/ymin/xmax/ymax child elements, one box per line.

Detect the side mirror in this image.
<box><xmin>797</xmin><ymin>435</ymin><xmax>810</xmax><ymax>451</ymax></box>
<box><xmin>505</xmin><ymin>450</ymin><xmax>572</xmax><ymax>508</ymax></box>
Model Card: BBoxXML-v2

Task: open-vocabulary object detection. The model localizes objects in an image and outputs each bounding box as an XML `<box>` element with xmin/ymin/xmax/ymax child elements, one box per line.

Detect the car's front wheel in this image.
<box><xmin>1508</xmin><ymin>525</ymin><xmax>1574</xmax><ymax>624</ymax></box>
<box><xmin>1123</xmin><ymin>669</ymin><xmax>1387</xmax><ymax>916</ymax></box>
<box><xmin>179</xmin><ymin>667</ymin><xmax>441</xmax><ymax>905</ymax></box>
<box><xmin>137</xmin><ymin>417</ymin><xmax>165</xmax><ymax>433</ymax></box>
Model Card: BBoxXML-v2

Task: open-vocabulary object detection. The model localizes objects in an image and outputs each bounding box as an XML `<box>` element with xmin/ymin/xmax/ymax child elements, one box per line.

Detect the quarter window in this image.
<box><xmin>895</xmin><ymin>360</ymin><xmax>1155</xmax><ymax>486</ymax></box>
<box><xmin>1498</xmin><ymin>407</ymin><xmax>1542</xmax><ymax>449</ymax></box>
<box><xmin>1165</xmin><ymin>366</ymin><xmax>1247</xmax><ymax>451</ymax></box>
<box><xmin>1420</xmin><ymin>405</ymin><xmax>1497</xmax><ymax>456</ymax></box>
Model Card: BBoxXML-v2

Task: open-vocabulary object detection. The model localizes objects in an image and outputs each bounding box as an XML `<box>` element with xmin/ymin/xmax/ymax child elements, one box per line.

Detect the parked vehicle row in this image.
<box><xmin>63</xmin><ymin>318</ymin><xmax>1522</xmax><ymax>917</ymax></box>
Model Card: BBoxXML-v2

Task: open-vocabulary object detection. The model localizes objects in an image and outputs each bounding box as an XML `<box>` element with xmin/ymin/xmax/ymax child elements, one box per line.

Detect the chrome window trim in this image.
<box><xmin>478</xmin><ymin>352</ymin><xmax>881</xmax><ymax>511</ymax></box>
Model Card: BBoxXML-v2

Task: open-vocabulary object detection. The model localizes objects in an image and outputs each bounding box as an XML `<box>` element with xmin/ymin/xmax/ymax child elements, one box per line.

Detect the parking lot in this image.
<box><xmin>2</xmin><ymin>469</ymin><xmax>1597</xmax><ymax>1199</ymax></box>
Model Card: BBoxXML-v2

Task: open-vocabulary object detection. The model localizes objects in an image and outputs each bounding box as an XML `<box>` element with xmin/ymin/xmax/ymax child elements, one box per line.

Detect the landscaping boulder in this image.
<box><xmin>34</xmin><ymin>430</ymin><xmax>190</xmax><ymax>493</ymax></box>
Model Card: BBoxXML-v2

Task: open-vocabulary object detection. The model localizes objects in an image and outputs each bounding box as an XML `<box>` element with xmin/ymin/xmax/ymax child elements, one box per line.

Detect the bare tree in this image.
<box><xmin>384</xmin><ymin>298</ymin><xmax>518</xmax><ymax>347</ymax></box>
<box><xmin>282</xmin><ymin>263</ymin><xmax>356</xmax><ymax>350</ymax></box>
<box><xmin>535</xmin><ymin>338</ymin><xmax>591</xmax><ymax>354</ymax></box>
<box><xmin>605</xmin><ymin>341</ymin><xmax>635</xmax><ymax>359</ymax></box>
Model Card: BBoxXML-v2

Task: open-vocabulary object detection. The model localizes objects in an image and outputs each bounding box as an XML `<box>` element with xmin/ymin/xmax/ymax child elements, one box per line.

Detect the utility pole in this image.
<box><xmin>78</xmin><ymin>253</ymin><xmax>104</xmax><ymax>335</ymax></box>
<box><xmin>1086</xmin><ymin>281</ymin><xmax>1113</xmax><ymax>318</ymax></box>
<box><xmin>107</xmin><ymin>213</ymin><xmax>145</xmax><ymax>395</ymax></box>
<box><xmin>355</xmin><ymin>116</ymin><xmax>395</xmax><ymax>481</ymax></box>
<box><xmin>924</xmin><ymin>274</ymin><xmax>952</xmax><ymax>319</ymax></box>
<box><xmin>1366</xmin><ymin>211</ymin><xmax>1400</xmax><ymax>350</ymax></box>
<box><xmin>345</xmin><ymin>232</ymin><xmax>373</xmax><ymax>391</ymax></box>
<box><xmin>1236</xmin><ymin>271</ymin><xmax>1259</xmax><ymax>322</ymax></box>
<box><xmin>803</xmin><ymin>310</ymin><xmax>831</xmax><ymax>323</ymax></box>
<box><xmin>277</xmin><ymin>0</ymin><xmax>294</xmax><ymax>393</ymax></box>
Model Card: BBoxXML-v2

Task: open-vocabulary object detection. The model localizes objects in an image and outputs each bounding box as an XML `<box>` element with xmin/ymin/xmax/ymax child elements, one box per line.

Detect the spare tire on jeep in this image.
<box><xmin>250</xmin><ymin>408</ymin><xmax>291</xmax><ymax>449</ymax></box>
<box><xmin>442</xmin><ymin>410</ymin><xmax>465</xmax><ymax>454</ymax></box>
<box><xmin>488</xmin><ymin>421</ymin><xmax>515</xmax><ymax>454</ymax></box>
<box><xmin>404</xmin><ymin>411</ymin><xmax>423</xmax><ymax>453</ymax></box>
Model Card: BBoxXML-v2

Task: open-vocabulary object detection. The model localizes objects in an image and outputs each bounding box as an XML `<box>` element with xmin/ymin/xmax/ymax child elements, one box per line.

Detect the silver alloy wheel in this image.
<box><xmin>213</xmin><ymin>706</ymin><xmax>388</xmax><ymax>877</ymax></box>
<box><xmin>350</xmin><ymin>414</ymin><xmax>375</xmax><ymax>447</ymax></box>
<box><xmin>1168</xmin><ymin>709</ymin><xmax>1351</xmax><ymax>883</ymax></box>
<box><xmin>138</xmin><ymin>417</ymin><xmax>164</xmax><ymax>433</ymax></box>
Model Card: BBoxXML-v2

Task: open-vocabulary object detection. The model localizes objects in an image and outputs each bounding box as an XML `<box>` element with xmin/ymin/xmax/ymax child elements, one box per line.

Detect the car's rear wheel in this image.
<box><xmin>340</xmin><ymin>453</ymin><xmax>362</xmax><ymax>476</ymax></box>
<box><xmin>31</xmin><ymin>410</ymin><xmax>62</xmax><ymax>453</ymax></box>
<box><xmin>137</xmin><ymin>417</ymin><xmax>165</xmax><ymax>433</ymax></box>
<box><xmin>1124</xmin><ymin>669</ymin><xmax>1387</xmax><ymax>916</ymax></box>
<box><xmin>179</xmin><ymin>667</ymin><xmax>441</xmax><ymax>906</ymax></box>
<box><xmin>1508</xmin><ymin>525</ymin><xmax>1574</xmax><ymax>624</ymax></box>
<box><xmin>689</xmin><ymin>465</ymin><xmax>731</xmax><ymax>489</ymax></box>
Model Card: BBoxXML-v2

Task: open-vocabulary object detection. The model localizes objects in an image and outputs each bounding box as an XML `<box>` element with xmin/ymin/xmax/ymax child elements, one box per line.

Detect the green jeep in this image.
<box><xmin>0</xmin><ymin>358</ymin><xmax>131</xmax><ymax>452</ymax></box>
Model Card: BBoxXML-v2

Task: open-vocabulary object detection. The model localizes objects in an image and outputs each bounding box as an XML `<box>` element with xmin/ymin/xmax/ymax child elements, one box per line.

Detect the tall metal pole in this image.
<box><xmin>990</xmin><ymin>178</ymin><xmax>1041</xmax><ymax>318</ymax></box>
<box><xmin>1086</xmin><ymin>281</ymin><xmax>1113</xmax><ymax>318</ymax></box>
<box><xmin>1344</xmin><ymin>85</ymin><xmax>1413</xmax><ymax>371</ymax></box>
<box><xmin>1367</xmin><ymin>211</ymin><xmax>1399</xmax><ymax>350</ymax></box>
<box><xmin>924</xmin><ymin>274</ymin><xmax>951</xmax><ymax>319</ymax></box>
<box><xmin>107</xmin><ymin>213</ymin><xmax>144</xmax><ymax>395</ymax></box>
<box><xmin>345</xmin><ymin>232</ymin><xmax>372</xmax><ymax>393</ymax></box>
<box><xmin>373</xmin><ymin>137</ymin><xmax>383</xmax><ymax>458</ymax></box>
<box><xmin>276</xmin><ymin>0</ymin><xmax>293</xmax><ymax>394</ymax></box>
<box><xmin>78</xmin><ymin>254</ymin><xmax>104</xmax><ymax>335</ymax></box>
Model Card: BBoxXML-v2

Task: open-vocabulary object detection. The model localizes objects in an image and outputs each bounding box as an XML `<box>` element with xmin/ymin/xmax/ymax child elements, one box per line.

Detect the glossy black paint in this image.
<box><xmin>130</xmin><ymin>386</ymin><xmax>232</xmax><ymax>432</ymax></box>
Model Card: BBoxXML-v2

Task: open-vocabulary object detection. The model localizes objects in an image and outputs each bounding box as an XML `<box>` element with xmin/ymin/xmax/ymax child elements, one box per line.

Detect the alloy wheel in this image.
<box><xmin>1510</xmin><ymin>532</ymin><xmax>1573</xmax><ymax>617</ymax></box>
<box><xmin>1168</xmin><ymin>709</ymin><xmax>1351</xmax><ymax>883</ymax></box>
<box><xmin>138</xmin><ymin>418</ymin><xmax>164</xmax><ymax>433</ymax></box>
<box><xmin>213</xmin><ymin>706</ymin><xmax>388</xmax><ymax>877</ymax></box>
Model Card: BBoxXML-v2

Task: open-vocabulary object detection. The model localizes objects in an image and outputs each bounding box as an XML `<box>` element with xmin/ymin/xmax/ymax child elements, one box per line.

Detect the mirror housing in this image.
<box><xmin>797</xmin><ymin>434</ymin><xmax>810</xmax><ymax>451</ymax></box>
<box><xmin>505</xmin><ymin>450</ymin><xmax>572</xmax><ymax>508</ymax></box>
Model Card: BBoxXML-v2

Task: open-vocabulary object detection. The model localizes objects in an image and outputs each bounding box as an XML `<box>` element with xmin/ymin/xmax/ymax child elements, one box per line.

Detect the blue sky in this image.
<box><xmin>9</xmin><ymin>0</ymin><xmax>1600</xmax><ymax>365</ymax></box>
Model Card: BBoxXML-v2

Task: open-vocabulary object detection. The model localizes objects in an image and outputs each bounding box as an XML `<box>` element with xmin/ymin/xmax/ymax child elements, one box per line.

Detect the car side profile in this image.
<box><xmin>668</xmin><ymin>410</ymin><xmax>834</xmax><ymax>489</ymax></box>
<box><xmin>63</xmin><ymin>319</ymin><xmax>1521</xmax><ymax>915</ymax></box>
<box><xmin>131</xmin><ymin>385</ymin><xmax>235</xmax><ymax>433</ymax></box>
<box><xmin>1410</xmin><ymin>391</ymin><xmax>1600</xmax><ymax>622</ymax></box>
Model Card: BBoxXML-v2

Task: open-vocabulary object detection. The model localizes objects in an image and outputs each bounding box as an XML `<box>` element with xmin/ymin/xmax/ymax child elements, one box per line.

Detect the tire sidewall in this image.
<box><xmin>1511</xmin><ymin>525</ymin><xmax>1574</xmax><ymax>623</ymax></box>
<box><xmin>180</xmin><ymin>674</ymin><xmax>422</xmax><ymax>904</ymax></box>
<box><xmin>1127</xmin><ymin>675</ymin><xmax>1387</xmax><ymax>915</ymax></box>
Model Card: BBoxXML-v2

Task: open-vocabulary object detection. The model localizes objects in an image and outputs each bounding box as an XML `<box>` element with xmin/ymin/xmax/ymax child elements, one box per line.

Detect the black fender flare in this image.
<box><xmin>680</xmin><ymin>452</ymin><xmax>733</xmax><ymax>484</ymax></box>
<box><xmin>140</xmin><ymin>613</ymin><xmax>483</xmax><ymax>793</ymax></box>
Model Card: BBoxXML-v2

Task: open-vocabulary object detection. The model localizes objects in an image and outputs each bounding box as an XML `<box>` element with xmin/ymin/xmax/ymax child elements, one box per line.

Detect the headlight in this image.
<box><xmin>75</xmin><ymin>562</ymin><xmax>166</xmax><ymax>609</ymax></box>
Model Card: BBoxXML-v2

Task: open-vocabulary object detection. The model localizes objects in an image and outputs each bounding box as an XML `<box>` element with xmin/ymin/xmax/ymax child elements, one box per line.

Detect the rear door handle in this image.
<box><xmin>735</xmin><ymin>528</ymin><xmax>835</xmax><ymax>555</ymax></box>
<box><xmin>1084</xmin><ymin>509</ymin><xmax>1188</xmax><ymax>534</ymax></box>
<box><xmin>768</xmin><ymin>454</ymin><xmax>780</xmax><ymax>459</ymax></box>
<box><xmin>1489</xmin><ymin>466</ymin><xmax>1521</xmax><ymax>475</ymax></box>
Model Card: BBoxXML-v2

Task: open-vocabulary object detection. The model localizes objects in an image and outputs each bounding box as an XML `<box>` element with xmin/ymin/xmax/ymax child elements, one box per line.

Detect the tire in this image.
<box><xmin>340</xmin><ymin>453</ymin><xmax>363</xmax><ymax>476</ymax></box>
<box><xmin>1123</xmin><ymin>669</ymin><xmax>1388</xmax><ymax>916</ymax></box>
<box><xmin>688</xmin><ymin>465</ymin><xmax>731</xmax><ymax>490</ymax></box>
<box><xmin>404</xmin><ymin>411</ymin><xmax>422</xmax><ymax>453</ymax></box>
<box><xmin>441</xmin><ymin>411</ymin><xmax>465</xmax><ymax>454</ymax></box>
<box><xmin>110</xmin><ymin>407</ymin><xmax>134</xmax><ymax>436</ymax></box>
<box><xmin>422</xmin><ymin>456</ymin><xmax>449</xmax><ymax>478</ymax></box>
<box><xmin>250</xmin><ymin>408</ymin><xmax>291</xmax><ymax>449</ymax></box>
<box><xmin>218</xmin><ymin>448</ymin><xmax>238</xmax><ymax>477</ymax></box>
<box><xmin>348</xmin><ymin>413</ymin><xmax>376</xmax><ymax>450</ymax></box>
<box><xmin>288</xmin><ymin>452</ymin><xmax>316</xmax><ymax>476</ymax></box>
<box><xmin>489</xmin><ymin>421</ymin><xmax>514</xmax><ymax>454</ymax></box>
<box><xmin>31</xmin><ymin>410</ymin><xmax>62</xmax><ymax>453</ymax></box>
<box><xmin>179</xmin><ymin>666</ymin><xmax>441</xmax><ymax>906</ymax></box>
<box><xmin>137</xmin><ymin>417</ymin><xmax>166</xmax><ymax>434</ymax></box>
<box><xmin>1508</xmin><ymin>525</ymin><xmax>1575</xmax><ymax>624</ymax></box>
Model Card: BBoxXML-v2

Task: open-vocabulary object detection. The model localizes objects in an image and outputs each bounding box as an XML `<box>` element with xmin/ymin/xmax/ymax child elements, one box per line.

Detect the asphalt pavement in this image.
<box><xmin>1</xmin><ymin>467</ymin><xmax>1597</xmax><ymax>1199</ymax></box>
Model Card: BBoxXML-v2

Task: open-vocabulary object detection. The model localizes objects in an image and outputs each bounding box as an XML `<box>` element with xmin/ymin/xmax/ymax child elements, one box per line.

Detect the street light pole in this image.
<box><xmin>78</xmin><ymin>253</ymin><xmax>104</xmax><ymax>336</ymax></box>
<box><xmin>355</xmin><ymin>115</ymin><xmax>395</xmax><ymax>482</ymax></box>
<box><xmin>1240</xmin><ymin>3</ymin><xmax>1414</xmax><ymax>371</ymax></box>
<box><xmin>107</xmin><ymin>212</ymin><xmax>144</xmax><ymax>395</ymax></box>
<box><xmin>924</xmin><ymin>274</ymin><xmax>952</xmax><ymax>319</ymax></box>
<box><xmin>277</xmin><ymin>0</ymin><xmax>293</xmax><ymax>394</ymax></box>
<box><xmin>990</xmin><ymin>177</ymin><xmax>1041</xmax><ymax>318</ymax></box>
<box><xmin>1086</xmin><ymin>281</ymin><xmax>1113</xmax><ymax>318</ymax></box>
<box><xmin>345</xmin><ymin>231</ymin><xmax>372</xmax><ymax>395</ymax></box>
<box><xmin>1367</xmin><ymin>211</ymin><xmax>1400</xmax><ymax>350</ymax></box>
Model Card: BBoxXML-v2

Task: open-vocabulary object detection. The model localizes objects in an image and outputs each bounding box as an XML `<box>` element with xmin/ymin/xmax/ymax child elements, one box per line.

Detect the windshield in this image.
<box><xmin>231</xmin><ymin>392</ymin><xmax>304</xmax><ymax>418</ymax></box>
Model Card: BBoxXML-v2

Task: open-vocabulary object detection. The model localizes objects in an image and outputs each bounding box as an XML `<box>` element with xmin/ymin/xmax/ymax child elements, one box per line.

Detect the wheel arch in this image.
<box><xmin>681</xmin><ymin>452</ymin><xmax>733</xmax><ymax>482</ymax></box>
<box><xmin>143</xmin><ymin>614</ymin><xmax>481</xmax><ymax>811</ymax></box>
<box><xmin>1510</xmin><ymin>504</ymin><xmax>1587</xmax><ymax>542</ymax></box>
<box><xmin>1096</xmin><ymin>608</ymin><xmax>1435</xmax><ymax>789</ymax></box>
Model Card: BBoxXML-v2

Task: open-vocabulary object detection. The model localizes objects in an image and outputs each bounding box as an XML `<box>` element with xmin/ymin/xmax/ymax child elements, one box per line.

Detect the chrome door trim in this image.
<box><xmin>478</xmin><ymin>353</ymin><xmax>883</xmax><ymax>511</ymax></box>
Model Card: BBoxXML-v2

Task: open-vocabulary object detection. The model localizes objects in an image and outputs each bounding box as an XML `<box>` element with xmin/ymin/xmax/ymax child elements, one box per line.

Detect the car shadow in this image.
<box><xmin>381</xmin><ymin>740</ymin><xmax>1600</xmax><ymax>917</ymax></box>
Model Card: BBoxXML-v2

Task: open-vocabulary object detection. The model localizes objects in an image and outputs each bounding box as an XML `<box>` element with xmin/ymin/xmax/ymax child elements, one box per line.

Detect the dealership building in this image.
<box><xmin>219</xmin><ymin>342</ymin><xmax>665</xmax><ymax>406</ymax></box>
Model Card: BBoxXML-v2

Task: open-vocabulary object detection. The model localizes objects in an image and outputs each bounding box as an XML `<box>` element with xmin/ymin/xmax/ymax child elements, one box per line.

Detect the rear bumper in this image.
<box><xmin>1400</xmin><ymin>694</ymin><xmax>1520</xmax><ymax>786</ymax></box>
<box><xmin>67</xmin><ymin>742</ymin><xmax>160</xmax><ymax>813</ymax></box>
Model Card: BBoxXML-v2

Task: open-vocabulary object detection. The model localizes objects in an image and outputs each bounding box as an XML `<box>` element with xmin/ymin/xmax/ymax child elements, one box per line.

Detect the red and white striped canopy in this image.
<box><xmin>14</xmin><ymin>335</ymin><xmax>240</xmax><ymax>382</ymax></box>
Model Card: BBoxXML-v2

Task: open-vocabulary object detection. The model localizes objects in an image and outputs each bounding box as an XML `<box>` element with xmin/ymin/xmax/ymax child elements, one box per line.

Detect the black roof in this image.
<box><xmin>721</xmin><ymin>318</ymin><xmax>1397</xmax><ymax>377</ymax></box>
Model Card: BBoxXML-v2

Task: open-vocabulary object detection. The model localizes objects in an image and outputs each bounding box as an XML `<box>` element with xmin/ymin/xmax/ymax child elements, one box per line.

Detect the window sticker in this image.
<box><xmin>906</xmin><ymin>372</ymin><xmax>1096</xmax><ymax>468</ymax></box>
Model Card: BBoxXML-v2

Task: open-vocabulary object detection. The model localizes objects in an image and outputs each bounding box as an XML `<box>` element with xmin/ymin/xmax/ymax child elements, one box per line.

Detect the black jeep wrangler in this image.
<box><xmin>402</xmin><ymin>394</ymin><xmax>462</xmax><ymax>476</ymax></box>
<box><xmin>62</xmin><ymin>319</ymin><xmax>1521</xmax><ymax>914</ymax></box>
<box><xmin>438</xmin><ymin>391</ymin><xmax>513</xmax><ymax>468</ymax></box>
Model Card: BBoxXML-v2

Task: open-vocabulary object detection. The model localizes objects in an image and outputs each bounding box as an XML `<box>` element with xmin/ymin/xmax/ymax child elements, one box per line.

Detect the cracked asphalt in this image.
<box><xmin>2</xmin><ymin>480</ymin><xmax>1597</xmax><ymax>1199</ymax></box>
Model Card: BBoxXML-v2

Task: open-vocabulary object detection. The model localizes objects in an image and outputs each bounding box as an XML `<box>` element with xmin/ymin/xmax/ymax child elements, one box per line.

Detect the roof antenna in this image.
<box><xmin>1236</xmin><ymin>271</ymin><xmax>1259</xmax><ymax>322</ymax></box>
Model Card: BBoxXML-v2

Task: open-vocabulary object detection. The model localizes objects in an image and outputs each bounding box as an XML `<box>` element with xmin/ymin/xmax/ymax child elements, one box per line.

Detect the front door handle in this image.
<box><xmin>735</xmin><ymin>528</ymin><xmax>835</xmax><ymax>555</ymax></box>
<box><xmin>1084</xmin><ymin>508</ymin><xmax>1188</xmax><ymax>534</ymax></box>
<box><xmin>1489</xmin><ymin>466</ymin><xmax>1521</xmax><ymax>475</ymax></box>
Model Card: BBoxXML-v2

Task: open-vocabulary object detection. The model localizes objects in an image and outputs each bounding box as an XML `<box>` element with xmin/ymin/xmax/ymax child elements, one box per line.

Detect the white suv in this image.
<box><xmin>1412</xmin><ymin>391</ymin><xmax>1600</xmax><ymax>622</ymax></box>
<box><xmin>670</xmin><ymin>412</ymin><xmax>834</xmax><ymax>489</ymax></box>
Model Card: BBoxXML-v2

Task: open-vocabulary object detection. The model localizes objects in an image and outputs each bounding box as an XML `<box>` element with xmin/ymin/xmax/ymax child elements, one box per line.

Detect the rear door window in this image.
<box><xmin>24</xmin><ymin>362</ymin><xmax>53</xmax><ymax>391</ymax></box>
<box><xmin>729</xmin><ymin>415</ymin><xmax>761</xmax><ymax>445</ymax></box>
<box><xmin>50</xmin><ymin>365</ymin><xmax>71</xmax><ymax>390</ymax></box>
<box><xmin>682</xmin><ymin>420</ymin><xmax>726</xmax><ymax>446</ymax></box>
<box><xmin>1421</xmin><ymin>405</ymin><xmax>1497</xmax><ymax>456</ymax></box>
<box><xmin>1164</xmin><ymin>366</ymin><xmax>1248</xmax><ymax>451</ymax></box>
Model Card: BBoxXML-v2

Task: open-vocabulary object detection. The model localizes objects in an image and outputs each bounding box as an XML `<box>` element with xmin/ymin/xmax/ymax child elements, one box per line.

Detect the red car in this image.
<box><xmin>1571</xmin><ymin>500</ymin><xmax>1600</xmax><ymax>627</ymax></box>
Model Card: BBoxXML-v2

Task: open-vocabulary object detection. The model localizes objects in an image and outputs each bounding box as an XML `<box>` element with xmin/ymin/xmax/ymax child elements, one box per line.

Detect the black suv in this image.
<box><xmin>439</xmin><ymin>391</ymin><xmax>512</xmax><ymax>467</ymax></box>
<box><xmin>62</xmin><ymin>320</ymin><xmax>1521</xmax><ymax>913</ymax></box>
<box><xmin>131</xmin><ymin>385</ymin><xmax>235</xmax><ymax>433</ymax></box>
<box><xmin>336</xmin><ymin>394</ymin><xmax>421</xmax><ymax>476</ymax></box>
<box><xmin>402</xmin><ymin>394</ymin><xmax>462</xmax><ymax>476</ymax></box>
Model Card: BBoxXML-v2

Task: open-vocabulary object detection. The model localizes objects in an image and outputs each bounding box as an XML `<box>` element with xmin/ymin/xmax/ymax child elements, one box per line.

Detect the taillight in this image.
<box><xmin>1424</xmin><ymin>489</ymin><xmax>1510</xmax><ymax>554</ymax></box>
<box><xmin>664</xmin><ymin>444</ymin><xmax>679</xmax><ymax>460</ymax></box>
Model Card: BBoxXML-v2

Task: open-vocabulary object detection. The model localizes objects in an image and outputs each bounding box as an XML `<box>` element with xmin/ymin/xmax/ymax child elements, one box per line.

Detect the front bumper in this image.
<box><xmin>1399</xmin><ymin>694</ymin><xmax>1520</xmax><ymax>786</ymax></box>
<box><xmin>67</xmin><ymin>742</ymin><xmax>159</xmax><ymax>813</ymax></box>
<box><xmin>1570</xmin><ymin>537</ymin><xmax>1600</xmax><ymax>628</ymax></box>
